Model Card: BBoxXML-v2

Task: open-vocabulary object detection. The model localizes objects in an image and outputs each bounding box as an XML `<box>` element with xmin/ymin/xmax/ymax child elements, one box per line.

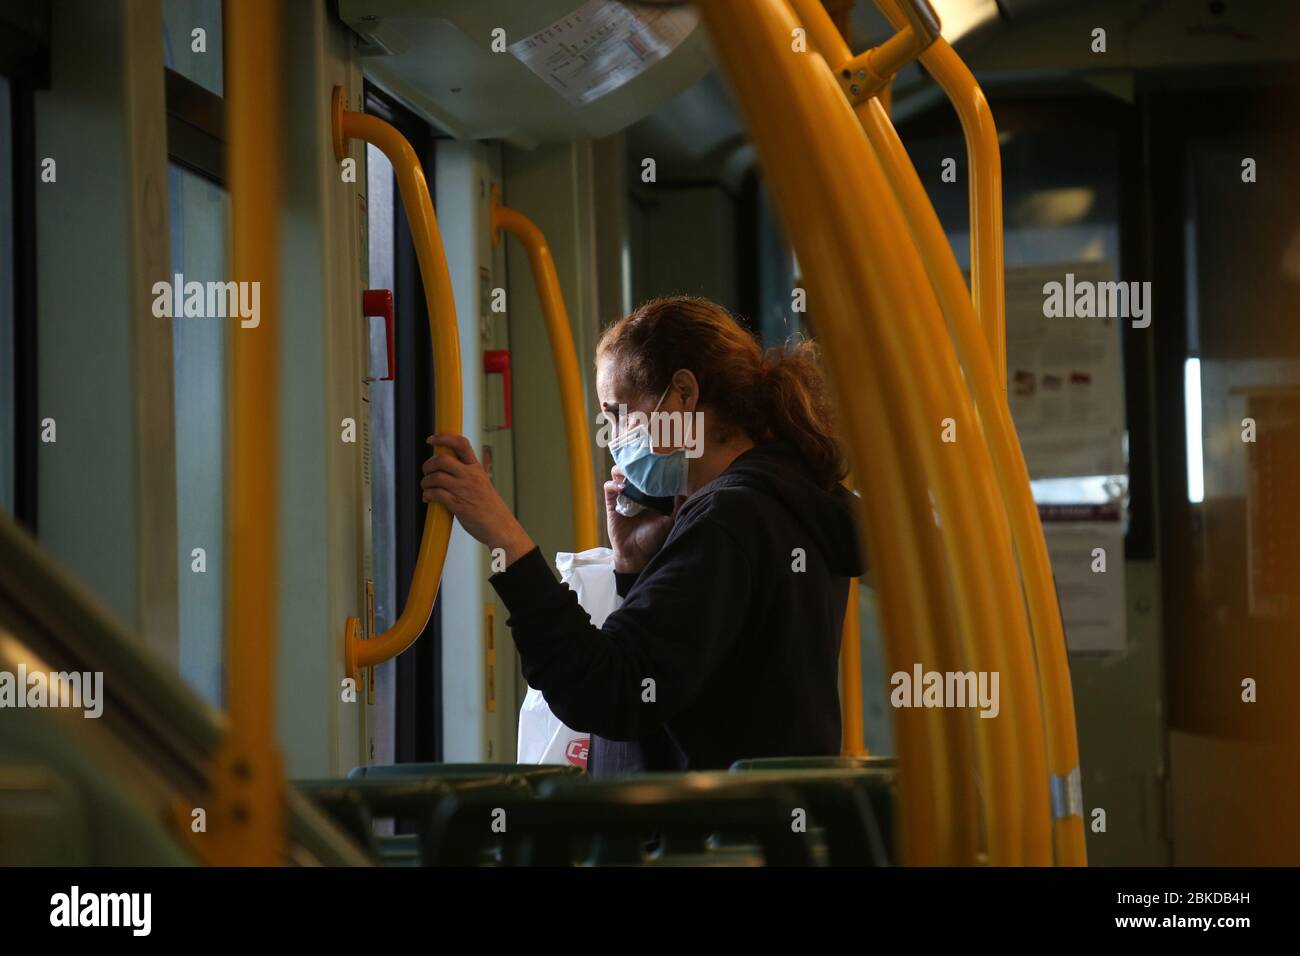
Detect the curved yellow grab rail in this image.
<box><xmin>876</xmin><ymin>0</ymin><xmax>1007</xmax><ymax>391</ymax></box>
<box><xmin>793</xmin><ymin>0</ymin><xmax>1064</xmax><ymax>865</ymax></box>
<box><xmin>839</xmin><ymin>576</ymin><xmax>867</xmax><ymax>756</ymax></box>
<box><xmin>856</xmin><ymin>98</ymin><xmax>1085</xmax><ymax>864</ymax></box>
<box><xmin>906</xmin><ymin>15</ymin><xmax>1082</xmax><ymax>863</ymax></box>
<box><xmin>827</xmin><ymin>0</ymin><xmax>1083</xmax><ymax>864</ymax></box>
<box><xmin>186</xmin><ymin>0</ymin><xmax>285</xmax><ymax>865</ymax></box>
<box><xmin>792</xmin><ymin>0</ymin><xmax>979</xmax><ymax>862</ymax></box>
<box><xmin>331</xmin><ymin>87</ymin><xmax>464</xmax><ymax>680</ymax></box>
<box><xmin>489</xmin><ymin>188</ymin><xmax>599</xmax><ymax>552</ymax></box>
<box><xmin>705</xmin><ymin>0</ymin><xmax>1052</xmax><ymax>864</ymax></box>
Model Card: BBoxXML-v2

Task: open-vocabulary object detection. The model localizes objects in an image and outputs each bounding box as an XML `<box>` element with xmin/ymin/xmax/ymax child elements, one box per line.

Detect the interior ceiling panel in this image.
<box><xmin>337</xmin><ymin>0</ymin><xmax>713</xmax><ymax>147</ymax></box>
<box><xmin>629</xmin><ymin>0</ymin><xmax>1300</xmax><ymax>184</ymax></box>
<box><xmin>971</xmin><ymin>0</ymin><xmax>1300</xmax><ymax>72</ymax></box>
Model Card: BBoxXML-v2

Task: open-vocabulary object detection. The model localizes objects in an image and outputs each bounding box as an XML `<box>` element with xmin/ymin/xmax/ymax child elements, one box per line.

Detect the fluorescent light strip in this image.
<box><xmin>1185</xmin><ymin>357</ymin><xmax>1205</xmax><ymax>504</ymax></box>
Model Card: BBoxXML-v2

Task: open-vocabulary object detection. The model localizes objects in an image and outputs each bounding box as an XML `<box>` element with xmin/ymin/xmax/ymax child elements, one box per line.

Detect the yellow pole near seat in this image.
<box><xmin>332</xmin><ymin>88</ymin><xmax>464</xmax><ymax>680</ymax></box>
<box><xmin>705</xmin><ymin>0</ymin><xmax>1052</xmax><ymax>865</ymax></box>
<box><xmin>489</xmin><ymin>188</ymin><xmax>599</xmax><ymax>553</ymax></box>
<box><xmin>804</xmin><ymin>0</ymin><xmax>977</xmax><ymax>859</ymax></box>
<box><xmin>797</xmin><ymin>0</ymin><xmax>1065</xmax><ymax>865</ymax></box>
<box><xmin>866</xmin><ymin>0</ymin><xmax>1085</xmax><ymax>864</ymax></box>
<box><xmin>838</xmin><ymin>574</ymin><xmax>867</xmax><ymax>756</ymax></box>
<box><xmin>186</xmin><ymin>0</ymin><xmax>284</xmax><ymax>866</ymax></box>
<box><xmin>792</xmin><ymin>0</ymin><xmax>1012</xmax><ymax>862</ymax></box>
<box><xmin>830</xmin><ymin>5</ymin><xmax>868</xmax><ymax>761</ymax></box>
<box><xmin>857</xmin><ymin>96</ymin><xmax>1086</xmax><ymax>865</ymax></box>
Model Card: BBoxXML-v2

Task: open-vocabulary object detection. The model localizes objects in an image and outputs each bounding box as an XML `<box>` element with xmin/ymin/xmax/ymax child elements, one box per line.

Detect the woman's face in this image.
<box><xmin>596</xmin><ymin>355</ymin><xmax>700</xmax><ymax>455</ymax></box>
<box><xmin>596</xmin><ymin>354</ymin><xmax>655</xmax><ymax>439</ymax></box>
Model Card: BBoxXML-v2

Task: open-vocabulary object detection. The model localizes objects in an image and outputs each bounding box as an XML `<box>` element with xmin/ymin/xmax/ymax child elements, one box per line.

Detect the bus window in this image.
<box><xmin>367</xmin><ymin>140</ymin><xmax>397</xmax><ymax>765</ymax></box>
<box><xmin>170</xmin><ymin>162</ymin><xmax>229</xmax><ymax>707</ymax></box>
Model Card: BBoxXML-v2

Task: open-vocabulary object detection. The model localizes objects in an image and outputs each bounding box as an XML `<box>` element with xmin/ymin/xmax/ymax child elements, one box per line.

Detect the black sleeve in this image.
<box><xmin>489</xmin><ymin>515</ymin><xmax>752</xmax><ymax>740</ymax></box>
<box><xmin>614</xmin><ymin>568</ymin><xmax>640</xmax><ymax>598</ymax></box>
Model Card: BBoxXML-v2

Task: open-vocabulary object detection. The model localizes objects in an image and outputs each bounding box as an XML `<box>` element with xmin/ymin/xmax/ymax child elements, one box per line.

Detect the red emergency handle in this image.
<box><xmin>483</xmin><ymin>349</ymin><xmax>512</xmax><ymax>430</ymax></box>
<box><xmin>363</xmin><ymin>288</ymin><xmax>395</xmax><ymax>382</ymax></box>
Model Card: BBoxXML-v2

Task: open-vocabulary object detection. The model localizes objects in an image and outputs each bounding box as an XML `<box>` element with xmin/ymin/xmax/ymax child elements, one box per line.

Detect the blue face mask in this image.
<box><xmin>609</xmin><ymin>384</ymin><xmax>690</xmax><ymax>499</ymax></box>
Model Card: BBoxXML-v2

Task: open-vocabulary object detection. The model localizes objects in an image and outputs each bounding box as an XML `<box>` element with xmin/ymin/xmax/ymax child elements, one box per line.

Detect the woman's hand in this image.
<box><xmin>604</xmin><ymin>466</ymin><xmax>675</xmax><ymax>574</ymax></box>
<box><xmin>421</xmin><ymin>434</ymin><xmax>535</xmax><ymax>566</ymax></box>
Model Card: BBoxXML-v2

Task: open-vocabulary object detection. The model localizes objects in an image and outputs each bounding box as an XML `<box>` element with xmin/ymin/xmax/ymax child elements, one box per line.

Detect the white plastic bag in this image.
<box><xmin>516</xmin><ymin>547</ymin><xmax>622</xmax><ymax>768</ymax></box>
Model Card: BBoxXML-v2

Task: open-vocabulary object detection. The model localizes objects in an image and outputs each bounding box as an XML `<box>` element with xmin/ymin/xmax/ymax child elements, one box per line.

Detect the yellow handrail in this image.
<box><xmin>839</xmin><ymin>574</ymin><xmax>867</xmax><ymax>756</ymax></box>
<box><xmin>866</xmin><ymin>0</ymin><xmax>1085</xmax><ymax>864</ymax></box>
<box><xmin>185</xmin><ymin>0</ymin><xmax>285</xmax><ymax>866</ymax></box>
<box><xmin>790</xmin><ymin>0</ymin><xmax>997</xmax><ymax>863</ymax></box>
<box><xmin>332</xmin><ymin>88</ymin><xmax>464</xmax><ymax>680</ymax></box>
<box><xmin>797</xmin><ymin>0</ymin><xmax>977</xmax><ymax>858</ymax></box>
<box><xmin>876</xmin><ymin>0</ymin><xmax>1007</xmax><ymax>391</ymax></box>
<box><xmin>792</xmin><ymin>0</ymin><xmax>1063</xmax><ymax>865</ymax></box>
<box><xmin>795</xmin><ymin>0</ymin><xmax>1060</xmax><ymax>868</ymax></box>
<box><xmin>814</xmin><ymin>0</ymin><xmax>1059</xmax><ymax>866</ymax></box>
<box><xmin>705</xmin><ymin>0</ymin><xmax>1052</xmax><ymax>864</ymax></box>
<box><xmin>857</xmin><ymin>97</ymin><xmax>1085</xmax><ymax>864</ymax></box>
<box><xmin>833</xmin><ymin>0</ymin><xmax>940</xmax><ymax>105</ymax></box>
<box><xmin>489</xmin><ymin>188</ymin><xmax>599</xmax><ymax>553</ymax></box>
<box><xmin>801</xmin><ymin>0</ymin><xmax>1083</xmax><ymax>864</ymax></box>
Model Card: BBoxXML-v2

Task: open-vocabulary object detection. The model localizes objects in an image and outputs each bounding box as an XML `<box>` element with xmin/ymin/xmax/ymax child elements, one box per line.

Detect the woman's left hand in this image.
<box><xmin>421</xmin><ymin>433</ymin><xmax>535</xmax><ymax>565</ymax></box>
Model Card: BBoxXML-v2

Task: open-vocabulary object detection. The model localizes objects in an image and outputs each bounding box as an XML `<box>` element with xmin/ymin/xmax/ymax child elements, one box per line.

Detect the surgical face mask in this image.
<box><xmin>609</xmin><ymin>384</ymin><xmax>690</xmax><ymax>499</ymax></box>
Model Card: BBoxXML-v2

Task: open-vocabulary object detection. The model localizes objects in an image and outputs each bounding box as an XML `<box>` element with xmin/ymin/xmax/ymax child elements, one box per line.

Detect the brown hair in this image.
<box><xmin>596</xmin><ymin>295</ymin><xmax>847</xmax><ymax>489</ymax></box>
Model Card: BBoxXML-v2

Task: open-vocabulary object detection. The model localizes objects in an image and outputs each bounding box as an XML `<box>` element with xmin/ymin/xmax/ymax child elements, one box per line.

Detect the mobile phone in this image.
<box><xmin>617</xmin><ymin>482</ymin><xmax>676</xmax><ymax>516</ymax></box>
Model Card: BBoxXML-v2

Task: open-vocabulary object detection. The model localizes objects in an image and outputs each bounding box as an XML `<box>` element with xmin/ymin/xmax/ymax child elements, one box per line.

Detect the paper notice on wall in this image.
<box><xmin>509</xmin><ymin>0</ymin><xmax>698</xmax><ymax>106</ymax></box>
<box><xmin>1005</xmin><ymin>261</ymin><xmax>1127</xmax><ymax>480</ymax></box>
<box><xmin>1040</xmin><ymin>511</ymin><xmax>1126</xmax><ymax>652</ymax></box>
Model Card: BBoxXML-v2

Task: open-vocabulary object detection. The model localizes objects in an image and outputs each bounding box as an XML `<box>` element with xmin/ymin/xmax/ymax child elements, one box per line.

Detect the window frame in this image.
<box><xmin>165</xmin><ymin>67</ymin><xmax>225</xmax><ymax>185</ymax></box>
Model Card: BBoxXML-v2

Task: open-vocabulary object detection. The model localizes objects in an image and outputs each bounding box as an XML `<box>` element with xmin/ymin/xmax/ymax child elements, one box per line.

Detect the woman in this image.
<box><xmin>421</xmin><ymin>296</ymin><xmax>863</xmax><ymax>775</ymax></box>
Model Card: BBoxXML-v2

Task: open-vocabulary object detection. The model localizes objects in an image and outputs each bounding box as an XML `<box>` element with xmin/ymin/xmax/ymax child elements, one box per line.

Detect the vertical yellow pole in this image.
<box><xmin>828</xmin><ymin>6</ymin><xmax>868</xmax><ymax>761</ymax></box>
<box><xmin>794</xmin><ymin>0</ymin><xmax>1065</xmax><ymax>865</ymax></box>
<box><xmin>858</xmin><ymin>95</ymin><xmax>1085</xmax><ymax>864</ymax></box>
<box><xmin>800</xmin><ymin>0</ymin><xmax>973</xmax><ymax>854</ymax></box>
<box><xmin>704</xmin><ymin>0</ymin><xmax>1052</xmax><ymax>864</ymax></box>
<box><xmin>876</xmin><ymin>0</ymin><xmax>1006</xmax><ymax>390</ymax></box>
<box><xmin>867</xmin><ymin>0</ymin><xmax>1085</xmax><ymax>864</ymax></box>
<box><xmin>789</xmin><ymin>0</ymin><xmax>1034</xmax><ymax>863</ymax></box>
<box><xmin>199</xmin><ymin>0</ymin><xmax>284</xmax><ymax>866</ymax></box>
<box><xmin>490</xmin><ymin>191</ymin><xmax>599</xmax><ymax>552</ymax></box>
<box><xmin>838</xmin><ymin>573</ymin><xmax>867</xmax><ymax>756</ymax></box>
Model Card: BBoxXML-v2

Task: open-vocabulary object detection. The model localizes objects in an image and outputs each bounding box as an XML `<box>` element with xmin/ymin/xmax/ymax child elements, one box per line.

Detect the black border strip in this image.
<box><xmin>0</xmin><ymin>0</ymin><xmax>50</xmax><ymax>84</ymax></box>
<box><xmin>11</xmin><ymin>77</ymin><xmax>38</xmax><ymax>531</ymax></box>
<box><xmin>165</xmin><ymin>67</ymin><xmax>225</xmax><ymax>185</ymax></box>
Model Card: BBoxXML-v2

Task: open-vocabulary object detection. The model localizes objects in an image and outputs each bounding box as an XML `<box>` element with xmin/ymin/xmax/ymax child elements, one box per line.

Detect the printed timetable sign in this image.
<box><xmin>1005</xmin><ymin>261</ymin><xmax>1132</xmax><ymax>652</ymax></box>
<box><xmin>1039</xmin><ymin>505</ymin><xmax>1127</xmax><ymax>653</ymax></box>
<box><xmin>509</xmin><ymin>0</ymin><xmax>699</xmax><ymax>105</ymax></box>
<box><xmin>1005</xmin><ymin>260</ymin><xmax>1128</xmax><ymax>481</ymax></box>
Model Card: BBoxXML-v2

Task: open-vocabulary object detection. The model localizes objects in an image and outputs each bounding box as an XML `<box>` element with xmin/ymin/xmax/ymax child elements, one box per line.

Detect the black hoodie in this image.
<box><xmin>490</xmin><ymin>441</ymin><xmax>865</xmax><ymax>775</ymax></box>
